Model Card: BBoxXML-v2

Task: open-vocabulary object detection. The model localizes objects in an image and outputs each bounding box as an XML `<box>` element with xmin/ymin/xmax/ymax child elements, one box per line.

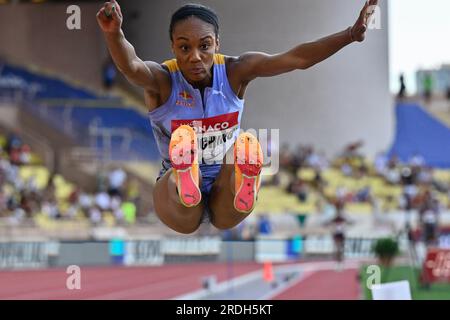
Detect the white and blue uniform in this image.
<box><xmin>148</xmin><ymin>54</ymin><xmax>245</xmax><ymax>196</ymax></box>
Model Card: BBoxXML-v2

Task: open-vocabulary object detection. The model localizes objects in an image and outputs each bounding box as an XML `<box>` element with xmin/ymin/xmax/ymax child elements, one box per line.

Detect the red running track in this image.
<box><xmin>0</xmin><ymin>263</ymin><xmax>361</xmax><ymax>300</ymax></box>
<box><xmin>0</xmin><ymin>262</ymin><xmax>261</xmax><ymax>300</ymax></box>
<box><xmin>272</xmin><ymin>268</ymin><xmax>360</xmax><ymax>300</ymax></box>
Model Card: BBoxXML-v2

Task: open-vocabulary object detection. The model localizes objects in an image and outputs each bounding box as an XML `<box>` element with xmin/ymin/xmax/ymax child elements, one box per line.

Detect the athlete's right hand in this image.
<box><xmin>96</xmin><ymin>0</ymin><xmax>123</xmax><ymax>34</ymax></box>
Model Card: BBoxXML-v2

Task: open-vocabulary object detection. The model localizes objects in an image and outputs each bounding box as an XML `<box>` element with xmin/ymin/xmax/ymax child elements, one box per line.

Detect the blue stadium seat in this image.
<box><xmin>0</xmin><ymin>64</ymin><xmax>160</xmax><ymax>161</ymax></box>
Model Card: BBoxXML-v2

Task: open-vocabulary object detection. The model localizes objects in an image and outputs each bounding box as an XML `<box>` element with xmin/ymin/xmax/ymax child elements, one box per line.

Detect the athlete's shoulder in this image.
<box><xmin>159</xmin><ymin>59</ymin><xmax>179</xmax><ymax>73</ymax></box>
<box><xmin>223</xmin><ymin>53</ymin><xmax>259</xmax><ymax>83</ymax></box>
<box><xmin>143</xmin><ymin>61</ymin><xmax>172</xmax><ymax>109</ymax></box>
<box><xmin>223</xmin><ymin>55</ymin><xmax>239</xmax><ymax>66</ymax></box>
<box><xmin>223</xmin><ymin>52</ymin><xmax>263</xmax><ymax>65</ymax></box>
<box><xmin>143</xmin><ymin>61</ymin><xmax>171</xmax><ymax>88</ymax></box>
<box><xmin>223</xmin><ymin>55</ymin><xmax>242</xmax><ymax>75</ymax></box>
<box><xmin>144</xmin><ymin>60</ymin><xmax>171</xmax><ymax>76</ymax></box>
<box><xmin>223</xmin><ymin>53</ymin><xmax>263</xmax><ymax>72</ymax></box>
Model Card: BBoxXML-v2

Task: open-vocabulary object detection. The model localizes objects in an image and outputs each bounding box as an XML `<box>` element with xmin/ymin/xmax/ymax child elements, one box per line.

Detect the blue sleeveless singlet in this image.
<box><xmin>148</xmin><ymin>54</ymin><xmax>245</xmax><ymax>196</ymax></box>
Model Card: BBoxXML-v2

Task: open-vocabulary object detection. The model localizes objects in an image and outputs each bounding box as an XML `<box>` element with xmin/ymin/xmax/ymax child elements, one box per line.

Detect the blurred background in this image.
<box><xmin>0</xmin><ymin>0</ymin><xmax>449</xmax><ymax>300</ymax></box>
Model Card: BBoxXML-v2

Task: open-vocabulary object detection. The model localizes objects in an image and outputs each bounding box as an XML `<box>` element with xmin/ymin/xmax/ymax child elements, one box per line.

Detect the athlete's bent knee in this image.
<box><xmin>210</xmin><ymin>220</ymin><xmax>238</xmax><ymax>231</ymax></box>
<box><xmin>172</xmin><ymin>223</ymin><xmax>200</xmax><ymax>234</ymax></box>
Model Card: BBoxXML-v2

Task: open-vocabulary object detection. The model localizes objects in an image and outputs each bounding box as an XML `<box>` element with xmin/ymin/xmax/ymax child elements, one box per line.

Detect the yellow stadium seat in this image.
<box><xmin>29</xmin><ymin>153</ymin><xmax>42</xmax><ymax>165</ymax></box>
<box><xmin>433</xmin><ymin>170</ymin><xmax>450</xmax><ymax>182</ymax></box>
<box><xmin>346</xmin><ymin>202</ymin><xmax>372</xmax><ymax>214</ymax></box>
<box><xmin>103</xmin><ymin>212</ymin><xmax>116</xmax><ymax>227</ymax></box>
<box><xmin>297</xmin><ymin>168</ymin><xmax>316</xmax><ymax>182</ymax></box>
<box><xmin>0</xmin><ymin>135</ymin><xmax>6</xmax><ymax>149</ymax></box>
<box><xmin>54</xmin><ymin>174</ymin><xmax>75</xmax><ymax>200</ymax></box>
<box><xmin>19</xmin><ymin>166</ymin><xmax>50</xmax><ymax>190</ymax></box>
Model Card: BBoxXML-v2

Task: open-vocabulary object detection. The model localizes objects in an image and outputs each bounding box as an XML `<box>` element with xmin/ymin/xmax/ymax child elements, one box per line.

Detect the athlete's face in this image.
<box><xmin>171</xmin><ymin>17</ymin><xmax>219</xmax><ymax>85</ymax></box>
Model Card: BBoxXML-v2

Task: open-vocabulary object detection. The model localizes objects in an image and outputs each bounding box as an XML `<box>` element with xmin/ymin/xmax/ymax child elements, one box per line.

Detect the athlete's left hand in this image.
<box><xmin>351</xmin><ymin>0</ymin><xmax>379</xmax><ymax>42</ymax></box>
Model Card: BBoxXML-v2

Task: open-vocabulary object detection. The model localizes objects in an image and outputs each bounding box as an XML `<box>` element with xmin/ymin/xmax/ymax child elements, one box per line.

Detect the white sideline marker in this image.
<box><xmin>371</xmin><ymin>280</ymin><xmax>412</xmax><ymax>300</ymax></box>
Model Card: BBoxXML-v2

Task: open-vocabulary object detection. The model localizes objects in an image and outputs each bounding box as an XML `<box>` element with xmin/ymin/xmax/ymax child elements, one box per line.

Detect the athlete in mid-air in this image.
<box><xmin>97</xmin><ymin>0</ymin><xmax>378</xmax><ymax>234</ymax></box>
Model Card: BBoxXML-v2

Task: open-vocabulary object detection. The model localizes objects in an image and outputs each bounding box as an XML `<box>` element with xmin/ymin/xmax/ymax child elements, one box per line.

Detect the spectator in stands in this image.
<box><xmin>400</xmin><ymin>167</ymin><xmax>416</xmax><ymax>186</ymax></box>
<box><xmin>121</xmin><ymin>200</ymin><xmax>136</xmax><ymax>225</ymax></box>
<box><xmin>89</xmin><ymin>206</ymin><xmax>103</xmax><ymax>225</ymax></box>
<box><xmin>25</xmin><ymin>174</ymin><xmax>39</xmax><ymax>193</ymax></box>
<box><xmin>19</xmin><ymin>190</ymin><xmax>33</xmax><ymax>218</ymax></box>
<box><xmin>41</xmin><ymin>200</ymin><xmax>60</xmax><ymax>220</ymax></box>
<box><xmin>409</xmin><ymin>153</ymin><xmax>425</xmax><ymax>168</ymax></box>
<box><xmin>417</xmin><ymin>166</ymin><xmax>433</xmax><ymax>185</ymax></box>
<box><xmin>19</xmin><ymin>144</ymin><xmax>31</xmax><ymax>165</ymax></box>
<box><xmin>423</xmin><ymin>73</ymin><xmax>433</xmax><ymax>103</ymax></box>
<box><xmin>102</xmin><ymin>57</ymin><xmax>117</xmax><ymax>91</ymax></box>
<box><xmin>78</xmin><ymin>189</ymin><xmax>93</xmax><ymax>218</ymax></box>
<box><xmin>95</xmin><ymin>190</ymin><xmax>111</xmax><ymax>212</ymax></box>
<box><xmin>108</xmin><ymin>167</ymin><xmax>127</xmax><ymax>198</ymax></box>
<box><xmin>125</xmin><ymin>177</ymin><xmax>140</xmax><ymax>207</ymax></box>
<box><xmin>257</xmin><ymin>214</ymin><xmax>272</xmax><ymax>235</ymax></box>
<box><xmin>240</xmin><ymin>220</ymin><xmax>257</xmax><ymax>240</ymax></box>
<box><xmin>110</xmin><ymin>195</ymin><xmax>124</xmax><ymax>223</ymax></box>
<box><xmin>403</xmin><ymin>222</ymin><xmax>420</xmax><ymax>265</ymax></box>
<box><xmin>0</xmin><ymin>153</ymin><xmax>18</xmax><ymax>186</ymax></box>
<box><xmin>287</xmin><ymin>177</ymin><xmax>308</xmax><ymax>203</ymax></box>
<box><xmin>43</xmin><ymin>174</ymin><xmax>56</xmax><ymax>203</ymax></box>
<box><xmin>374</xmin><ymin>151</ymin><xmax>388</xmax><ymax>176</ymax></box>
<box><xmin>325</xmin><ymin>200</ymin><xmax>353</xmax><ymax>271</ymax></box>
<box><xmin>307</xmin><ymin>150</ymin><xmax>328</xmax><ymax>171</ymax></box>
<box><xmin>5</xmin><ymin>131</ymin><xmax>21</xmax><ymax>156</ymax></box>
<box><xmin>280</xmin><ymin>143</ymin><xmax>293</xmax><ymax>169</ymax></box>
<box><xmin>290</xmin><ymin>144</ymin><xmax>305</xmax><ymax>174</ymax></box>
<box><xmin>68</xmin><ymin>187</ymin><xmax>80</xmax><ymax>206</ymax></box>
<box><xmin>418</xmin><ymin>190</ymin><xmax>440</xmax><ymax>246</ymax></box>
<box><xmin>335</xmin><ymin>185</ymin><xmax>349</xmax><ymax>202</ymax></box>
<box><xmin>0</xmin><ymin>190</ymin><xmax>7</xmax><ymax>216</ymax></box>
<box><xmin>9</xmin><ymin>207</ymin><xmax>26</xmax><ymax>225</ymax></box>
<box><xmin>400</xmin><ymin>183</ymin><xmax>418</xmax><ymax>224</ymax></box>
<box><xmin>398</xmin><ymin>73</ymin><xmax>406</xmax><ymax>99</ymax></box>
<box><xmin>385</xmin><ymin>158</ymin><xmax>400</xmax><ymax>185</ymax></box>
<box><xmin>66</xmin><ymin>187</ymin><xmax>81</xmax><ymax>219</ymax></box>
<box><xmin>355</xmin><ymin>186</ymin><xmax>371</xmax><ymax>202</ymax></box>
<box><xmin>0</xmin><ymin>162</ymin><xmax>5</xmax><ymax>188</ymax></box>
<box><xmin>341</xmin><ymin>140</ymin><xmax>364</xmax><ymax>159</ymax></box>
<box><xmin>312</xmin><ymin>169</ymin><xmax>325</xmax><ymax>193</ymax></box>
<box><xmin>447</xmin><ymin>85</ymin><xmax>450</xmax><ymax>111</ymax></box>
<box><xmin>340</xmin><ymin>163</ymin><xmax>353</xmax><ymax>177</ymax></box>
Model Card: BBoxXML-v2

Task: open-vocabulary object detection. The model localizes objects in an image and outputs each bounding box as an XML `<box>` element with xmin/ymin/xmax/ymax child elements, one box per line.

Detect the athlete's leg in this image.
<box><xmin>153</xmin><ymin>169</ymin><xmax>204</xmax><ymax>234</ymax></box>
<box><xmin>152</xmin><ymin>125</ymin><xmax>204</xmax><ymax>234</ymax></box>
<box><xmin>207</xmin><ymin>163</ymin><xmax>244</xmax><ymax>230</ymax></box>
<box><xmin>208</xmin><ymin>132</ymin><xmax>263</xmax><ymax>230</ymax></box>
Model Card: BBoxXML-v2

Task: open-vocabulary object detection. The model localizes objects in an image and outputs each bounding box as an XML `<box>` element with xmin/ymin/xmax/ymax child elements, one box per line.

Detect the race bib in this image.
<box><xmin>171</xmin><ymin>111</ymin><xmax>240</xmax><ymax>163</ymax></box>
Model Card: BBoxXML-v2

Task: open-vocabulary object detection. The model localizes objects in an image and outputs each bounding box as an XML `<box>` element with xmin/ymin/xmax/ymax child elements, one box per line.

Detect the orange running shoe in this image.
<box><xmin>169</xmin><ymin>125</ymin><xmax>201</xmax><ymax>207</ymax></box>
<box><xmin>233</xmin><ymin>132</ymin><xmax>263</xmax><ymax>214</ymax></box>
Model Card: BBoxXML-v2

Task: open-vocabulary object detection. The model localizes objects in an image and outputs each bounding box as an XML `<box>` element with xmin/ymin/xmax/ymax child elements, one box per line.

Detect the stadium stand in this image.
<box><xmin>1</xmin><ymin>62</ymin><xmax>449</xmax><ymax>241</ymax></box>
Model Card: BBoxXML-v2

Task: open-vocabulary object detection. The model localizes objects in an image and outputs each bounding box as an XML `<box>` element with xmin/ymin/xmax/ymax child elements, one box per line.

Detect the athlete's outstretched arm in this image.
<box><xmin>235</xmin><ymin>0</ymin><xmax>378</xmax><ymax>82</ymax></box>
<box><xmin>96</xmin><ymin>0</ymin><xmax>161</xmax><ymax>92</ymax></box>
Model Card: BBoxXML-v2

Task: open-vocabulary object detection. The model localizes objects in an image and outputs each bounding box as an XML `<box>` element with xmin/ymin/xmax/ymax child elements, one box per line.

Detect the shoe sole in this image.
<box><xmin>169</xmin><ymin>125</ymin><xmax>201</xmax><ymax>207</ymax></box>
<box><xmin>234</xmin><ymin>132</ymin><xmax>263</xmax><ymax>214</ymax></box>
